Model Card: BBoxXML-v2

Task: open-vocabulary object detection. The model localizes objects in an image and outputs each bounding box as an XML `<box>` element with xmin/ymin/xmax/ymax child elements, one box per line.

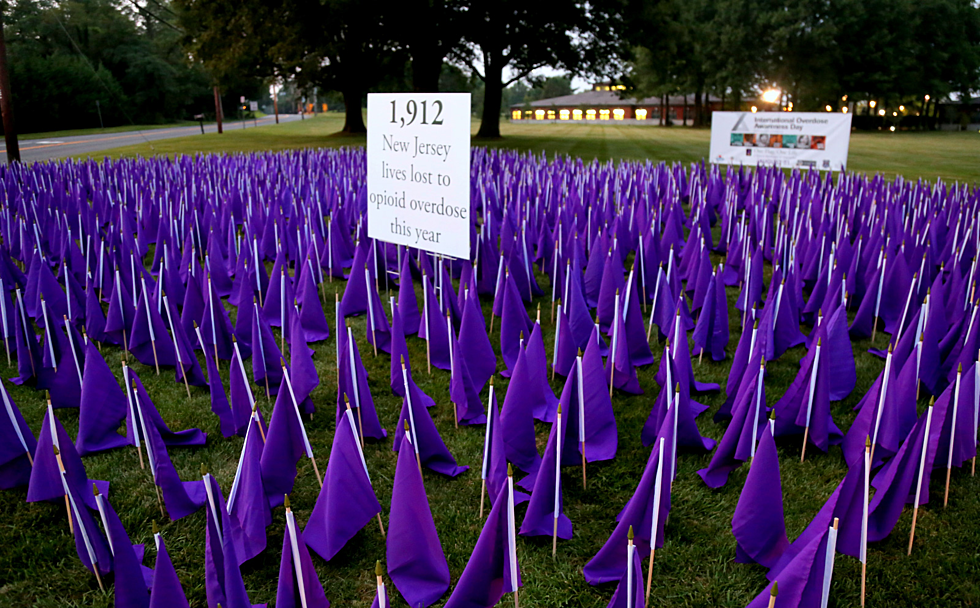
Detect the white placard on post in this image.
<box><xmin>709</xmin><ymin>111</ymin><xmax>853</xmax><ymax>171</ymax></box>
<box><xmin>367</xmin><ymin>93</ymin><xmax>471</xmax><ymax>259</ymax></box>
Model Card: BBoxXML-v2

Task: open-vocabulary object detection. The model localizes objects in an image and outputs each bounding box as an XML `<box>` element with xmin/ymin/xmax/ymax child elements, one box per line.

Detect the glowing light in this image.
<box><xmin>599</xmin><ymin>109</ymin><xmax>610</xmax><ymax>120</ymax></box>
<box><xmin>534</xmin><ymin>109</ymin><xmax>545</xmax><ymax>120</ymax></box>
<box><xmin>761</xmin><ymin>89</ymin><xmax>781</xmax><ymax>104</ymax></box>
<box><xmin>635</xmin><ymin>108</ymin><xmax>648</xmax><ymax>120</ymax></box>
<box><xmin>890</xmin><ymin>126</ymin><xmax>896</xmax><ymax>132</ymax></box>
<box><xmin>612</xmin><ymin>109</ymin><xmax>625</xmax><ymax>120</ymax></box>
<box><xmin>559</xmin><ymin>109</ymin><xmax>570</xmax><ymax>120</ymax></box>
<box><xmin>878</xmin><ymin>109</ymin><xmax>886</xmax><ymax>116</ymax></box>
<box><xmin>893</xmin><ymin>112</ymin><xmax>898</xmax><ymax>117</ymax></box>
<box><xmin>585</xmin><ymin>109</ymin><xmax>596</xmax><ymax>120</ymax></box>
<box><xmin>825</xmin><ymin>105</ymin><xmax>833</xmax><ymax>112</ymax></box>
<box><xmin>925</xmin><ymin>95</ymin><xmax>930</xmax><ymax>101</ymax></box>
<box><xmin>842</xmin><ymin>95</ymin><xmax>848</xmax><ymax>101</ymax></box>
<box><xmin>546</xmin><ymin>110</ymin><xmax>556</xmax><ymax>120</ymax></box>
<box><xmin>842</xmin><ymin>107</ymin><xmax>848</xmax><ymax>113</ymax></box>
<box><xmin>870</xmin><ymin>100</ymin><xmax>877</xmax><ymax>108</ymax></box>
<box><xmin>750</xmin><ymin>106</ymin><xmax>758</xmax><ymax>113</ymax></box>
<box><xmin>511</xmin><ymin>110</ymin><xmax>521</xmax><ymax>120</ymax></box>
<box><xmin>572</xmin><ymin>109</ymin><xmax>583</xmax><ymax>120</ymax></box>
<box><xmin>899</xmin><ymin>105</ymin><xmax>905</xmax><ymax>112</ymax></box>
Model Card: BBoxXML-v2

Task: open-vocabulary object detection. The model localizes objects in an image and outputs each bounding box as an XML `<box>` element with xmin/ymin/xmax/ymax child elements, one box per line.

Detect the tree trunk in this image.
<box><xmin>341</xmin><ymin>88</ymin><xmax>366</xmax><ymax>134</ymax></box>
<box><xmin>683</xmin><ymin>94</ymin><xmax>688</xmax><ymax>127</ymax></box>
<box><xmin>476</xmin><ymin>60</ymin><xmax>503</xmax><ymax>139</ymax></box>
<box><xmin>0</xmin><ymin>7</ymin><xmax>19</xmax><ymax>163</ymax></box>
<box><xmin>412</xmin><ymin>46</ymin><xmax>443</xmax><ymax>92</ymax></box>
<box><xmin>721</xmin><ymin>90</ymin><xmax>725</xmax><ymax>112</ymax></box>
<box><xmin>660</xmin><ymin>94</ymin><xmax>666</xmax><ymax>126</ymax></box>
<box><xmin>213</xmin><ymin>86</ymin><xmax>223</xmax><ymax>134</ymax></box>
<box><xmin>694</xmin><ymin>89</ymin><xmax>703</xmax><ymax>127</ymax></box>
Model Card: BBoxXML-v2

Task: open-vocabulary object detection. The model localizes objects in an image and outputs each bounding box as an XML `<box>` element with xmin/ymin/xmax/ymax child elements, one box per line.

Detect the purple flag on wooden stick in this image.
<box><xmin>731</xmin><ymin>421</ymin><xmax>789</xmax><ymax>569</ymax></box>
<box><xmin>519</xmin><ymin>404</ymin><xmax>573</xmax><ymax>540</ymax></box>
<box><xmin>94</xmin><ymin>490</ymin><xmax>150</xmax><ymax>607</ymax></box>
<box><xmin>526</xmin><ymin>320</ymin><xmax>560</xmax><ymax>423</ymax></box>
<box><xmin>251</xmin><ymin>299</ymin><xmax>283</xmax><ymax>398</ymax></box>
<box><xmin>337</xmin><ymin>324</ymin><xmax>387</xmax><ymax>440</ymax></box>
<box><xmin>203</xmin><ymin>472</ymin><xmax>264</xmax><ymax>608</ymax></box>
<box><xmin>457</xmin><ymin>288</ymin><xmax>496</xmax><ymax>391</ymax></box>
<box><xmin>276</xmin><ymin>504</ymin><xmax>331</xmax><ymax>608</ymax></box>
<box><xmin>28</xmin><ymin>404</ymin><xmax>108</xmax><ymax>510</ymax></box>
<box><xmin>559</xmin><ymin>343</ymin><xmax>618</xmax><ymax>464</ymax></box>
<box><xmin>260</xmin><ymin>374</ymin><xmax>316</xmax><ymax>500</ymax></box>
<box><xmin>605</xmin><ymin>533</ymin><xmax>645</xmax><ymax>608</ymax></box>
<box><xmin>394</xmin><ymin>364</ymin><xmax>468</xmax><ymax>477</ymax></box>
<box><xmin>499</xmin><ymin>272</ymin><xmax>532</xmax><ymax>377</ymax></box>
<box><xmin>142</xmin><ymin>403</ymin><xmax>206</xmax><ymax>521</ymax></box>
<box><xmin>228</xmin><ymin>410</ymin><xmax>271</xmax><ymax>563</ymax></box>
<box><xmin>387</xmin><ymin>431</ymin><xmax>451</xmax><ymax>607</ymax></box>
<box><xmin>0</xmin><ymin>380</ymin><xmax>35</xmax><ymax>489</ymax></box>
<box><xmin>698</xmin><ymin>359</ymin><xmax>767</xmax><ymax>488</ymax></box>
<box><xmin>150</xmin><ymin>533</ymin><xmax>190</xmax><ymax>608</ymax></box>
<box><xmin>305</xmin><ymin>405</ymin><xmax>382</xmax><ymax>562</ymax></box>
<box><xmin>499</xmin><ymin>346</ymin><xmax>542</xmax><ymax>487</ymax></box>
<box><xmin>76</xmin><ymin>342</ymin><xmax>129</xmax><ymax>455</ymax></box>
<box><xmin>442</xmin><ymin>474</ymin><xmax>522</xmax><ymax>608</ymax></box>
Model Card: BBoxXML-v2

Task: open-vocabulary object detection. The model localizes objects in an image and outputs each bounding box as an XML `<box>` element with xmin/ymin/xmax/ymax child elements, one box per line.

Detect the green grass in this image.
<box><xmin>1</xmin><ymin>252</ymin><xmax>978</xmax><ymax>608</ymax></box>
<box><xmin>22</xmin><ymin>122</ymin><xmax>205</xmax><ymax>140</ymax></box>
<box><xmin>83</xmin><ymin>113</ymin><xmax>980</xmax><ymax>185</ymax></box>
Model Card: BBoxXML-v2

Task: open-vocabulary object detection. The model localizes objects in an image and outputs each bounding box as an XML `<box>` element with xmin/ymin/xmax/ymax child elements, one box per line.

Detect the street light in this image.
<box><xmin>761</xmin><ymin>89</ymin><xmax>780</xmax><ymax>104</ymax></box>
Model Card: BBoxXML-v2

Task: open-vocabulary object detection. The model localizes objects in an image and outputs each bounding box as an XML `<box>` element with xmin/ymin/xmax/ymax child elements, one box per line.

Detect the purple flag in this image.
<box><xmin>0</xmin><ymin>381</ymin><xmax>35</xmax><ymax>489</ymax></box>
<box><xmin>450</xmin><ymin>327</ymin><xmax>487</xmax><ymax>426</ymax></box>
<box><xmin>76</xmin><ymin>342</ymin><xmax>129</xmax><ymax>455</ymax></box>
<box><xmin>691</xmin><ymin>266</ymin><xmax>729</xmax><ymax>362</ymax></box>
<box><xmin>143</xmin><ymin>406</ymin><xmax>206</xmax><ymax>521</ymax></box>
<box><xmin>499</xmin><ymin>347</ymin><xmax>542</xmax><ymax>486</ymax></box>
<box><xmin>442</xmin><ymin>478</ymin><xmax>521</xmax><ymax>608</ymax></box>
<box><xmin>772</xmin><ymin>334</ymin><xmax>842</xmax><ymax>454</ymax></box>
<box><xmin>150</xmin><ymin>534</ymin><xmax>190</xmax><ymax>608</ymax></box>
<box><xmin>251</xmin><ymin>299</ymin><xmax>283</xmax><ymax>398</ymax></box>
<box><xmin>559</xmin><ymin>343</ymin><xmax>618</xmax><ymax>463</ymax></box>
<box><xmin>552</xmin><ymin>302</ymin><xmax>578</xmax><ymax>377</ymax></box>
<box><xmin>519</xmin><ymin>406</ymin><xmax>573</xmax><ymax>540</ymax></box>
<box><xmin>457</xmin><ymin>288</ymin><xmax>496</xmax><ymax>391</ymax></box>
<box><xmin>606</xmin><ymin>293</ymin><xmax>642</xmax><ymax>395</ymax></box>
<box><xmin>228</xmin><ymin>411</ymin><xmax>271</xmax><ymax>563</ymax></box>
<box><xmin>28</xmin><ymin>404</ymin><xmax>107</xmax><ymax>510</ymax></box>
<box><xmin>305</xmin><ymin>407</ymin><xmax>381</xmax><ymax>562</ymax></box>
<box><xmin>398</xmin><ymin>250</ymin><xmax>421</xmax><ymax>335</ymax></box>
<box><xmin>731</xmin><ymin>422</ymin><xmax>789</xmax><ymax>569</ymax></box>
<box><xmin>698</xmin><ymin>358</ymin><xmax>767</xmax><ymax>488</ymax></box>
<box><xmin>419</xmin><ymin>273</ymin><xmax>452</xmax><ymax>371</ymax></box>
<box><xmin>605</xmin><ymin>538</ymin><xmax>645</xmax><ymax>608</ymax></box>
<box><xmin>387</xmin><ymin>432</ymin><xmax>451</xmax><ymax>607</ymax></box>
<box><xmin>483</xmin><ymin>385</ymin><xmax>530</xmax><ymax>508</ymax></box>
<box><xmin>203</xmin><ymin>335</ymin><xmax>237</xmax><ymax>438</ymax></box>
<box><xmin>297</xmin><ymin>260</ymin><xmax>332</xmax><ymax>343</ymax></box>
<box><xmin>526</xmin><ymin>321</ymin><xmax>560</xmax><ymax>423</ymax></box>
<box><xmin>584</xmin><ymin>408</ymin><xmax>675</xmax><ymax>584</ymax></box>
<box><xmin>742</xmin><ymin>531</ymin><xmax>826</xmax><ymax>608</ymax></box>
<box><xmin>200</xmin><ymin>278</ymin><xmax>235</xmax><ymax>361</ymax></box>
<box><xmin>499</xmin><ymin>272</ymin><xmax>532</xmax><ymax>377</ymax></box>
<box><xmin>261</xmin><ymin>375</ymin><xmax>315</xmax><ymax>499</ymax></box>
<box><xmin>623</xmin><ymin>267</ymin><xmax>655</xmax><ymax>366</ymax></box>
<box><xmin>204</xmin><ymin>473</ymin><xmax>264</xmax><ymax>608</ymax></box>
<box><xmin>127</xmin><ymin>369</ymin><xmax>207</xmax><ymax>447</ymax></box>
<box><xmin>228</xmin><ymin>342</ymin><xmax>257</xmax><ymax>437</ymax></box>
<box><xmin>276</xmin><ymin>507</ymin><xmax>331</xmax><ymax>608</ymax></box>
<box><xmin>288</xmin><ymin>308</ymin><xmax>319</xmax><ymax>415</ymax></box>
<box><xmin>96</xmin><ymin>491</ymin><xmax>150</xmax><ymax>607</ymax></box>
<box><xmin>337</xmin><ymin>324</ymin><xmax>387</xmax><ymax>440</ymax></box>
<box><xmin>394</xmin><ymin>366</ymin><xmax>468</xmax><ymax>477</ymax></box>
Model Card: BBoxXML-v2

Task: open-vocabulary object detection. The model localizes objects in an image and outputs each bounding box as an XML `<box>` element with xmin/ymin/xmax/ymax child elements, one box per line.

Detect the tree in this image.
<box><xmin>458</xmin><ymin>0</ymin><xmax>623</xmax><ymax>138</ymax></box>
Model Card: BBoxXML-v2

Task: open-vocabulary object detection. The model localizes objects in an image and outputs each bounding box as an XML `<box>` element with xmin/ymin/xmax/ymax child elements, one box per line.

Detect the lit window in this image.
<box><xmin>572</xmin><ymin>109</ymin><xmax>583</xmax><ymax>120</ymax></box>
<box><xmin>535</xmin><ymin>109</ymin><xmax>545</xmax><ymax>120</ymax></box>
<box><xmin>511</xmin><ymin>110</ymin><xmax>521</xmax><ymax>120</ymax></box>
<box><xmin>635</xmin><ymin>109</ymin><xmax>648</xmax><ymax>120</ymax></box>
<box><xmin>604</xmin><ymin>86</ymin><xmax>610</xmax><ymax>91</ymax></box>
<box><xmin>559</xmin><ymin>109</ymin><xmax>570</xmax><ymax>120</ymax></box>
<box><xmin>524</xmin><ymin>110</ymin><xmax>533</xmax><ymax>118</ymax></box>
<box><xmin>586</xmin><ymin>109</ymin><xmax>596</xmax><ymax>120</ymax></box>
<box><xmin>547</xmin><ymin>110</ymin><xmax>556</xmax><ymax>120</ymax></box>
<box><xmin>599</xmin><ymin>109</ymin><xmax>610</xmax><ymax>120</ymax></box>
<box><xmin>613</xmin><ymin>108</ymin><xmax>625</xmax><ymax>120</ymax></box>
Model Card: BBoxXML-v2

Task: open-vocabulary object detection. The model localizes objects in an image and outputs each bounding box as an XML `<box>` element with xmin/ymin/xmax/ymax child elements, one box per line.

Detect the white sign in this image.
<box><xmin>709</xmin><ymin>111</ymin><xmax>853</xmax><ymax>171</ymax></box>
<box><xmin>249</xmin><ymin>101</ymin><xmax>258</xmax><ymax>112</ymax></box>
<box><xmin>367</xmin><ymin>93</ymin><xmax>471</xmax><ymax>259</ymax></box>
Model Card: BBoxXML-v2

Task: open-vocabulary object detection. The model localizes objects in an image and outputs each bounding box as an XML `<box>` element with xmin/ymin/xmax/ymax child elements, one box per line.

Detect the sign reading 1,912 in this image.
<box><xmin>367</xmin><ymin>93</ymin><xmax>471</xmax><ymax>259</ymax></box>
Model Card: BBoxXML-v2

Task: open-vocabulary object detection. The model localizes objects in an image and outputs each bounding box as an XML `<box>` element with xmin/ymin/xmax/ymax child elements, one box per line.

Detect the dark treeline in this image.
<box><xmin>4</xmin><ymin>0</ymin><xmax>980</xmax><ymax>136</ymax></box>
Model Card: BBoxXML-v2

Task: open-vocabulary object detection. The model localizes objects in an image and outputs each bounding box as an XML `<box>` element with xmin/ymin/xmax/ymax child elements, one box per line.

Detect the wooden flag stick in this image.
<box><xmin>151</xmin><ymin>339</ymin><xmax>160</xmax><ymax>375</ymax></box>
<box><xmin>581</xmin><ymin>442</ymin><xmax>587</xmax><ymax>490</ymax></box>
<box><xmin>767</xmin><ymin>581</ymin><xmax>778</xmax><ymax>608</ymax></box>
<box><xmin>945</xmin><ymin>364</ymin><xmax>963</xmax><ymax>508</ymax></box>
<box><xmin>53</xmin><ymin>445</ymin><xmax>74</xmax><ymax>535</ymax></box>
<box><xmin>377</xmin><ymin>513</ymin><xmax>386</xmax><ymax>538</ymax></box>
<box><xmin>479</xmin><ymin>480</ymin><xmax>486</xmax><ymax>520</ymax></box>
<box><xmin>310</xmin><ymin>456</ymin><xmax>323</xmax><ymax>488</ymax></box>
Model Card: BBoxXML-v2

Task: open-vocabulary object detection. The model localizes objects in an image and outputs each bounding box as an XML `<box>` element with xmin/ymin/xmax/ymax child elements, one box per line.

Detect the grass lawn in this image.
<box><xmin>22</xmin><ymin>121</ymin><xmax>204</xmax><ymax>140</ymax></box>
<box><xmin>0</xmin><ymin>252</ymin><xmax>978</xmax><ymax>607</ymax></box>
<box><xmin>85</xmin><ymin>113</ymin><xmax>980</xmax><ymax>184</ymax></box>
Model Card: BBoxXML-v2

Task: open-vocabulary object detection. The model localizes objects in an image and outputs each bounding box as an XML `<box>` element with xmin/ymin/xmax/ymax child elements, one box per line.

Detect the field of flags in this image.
<box><xmin>0</xmin><ymin>148</ymin><xmax>978</xmax><ymax>607</ymax></box>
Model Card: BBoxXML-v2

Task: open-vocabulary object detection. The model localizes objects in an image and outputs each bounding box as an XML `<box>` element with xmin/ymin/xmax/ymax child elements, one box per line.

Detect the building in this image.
<box><xmin>510</xmin><ymin>83</ymin><xmax>723</xmax><ymax>124</ymax></box>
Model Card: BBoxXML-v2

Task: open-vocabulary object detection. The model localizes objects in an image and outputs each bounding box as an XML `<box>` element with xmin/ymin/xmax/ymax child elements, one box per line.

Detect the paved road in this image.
<box><xmin>2</xmin><ymin>113</ymin><xmax>305</xmax><ymax>164</ymax></box>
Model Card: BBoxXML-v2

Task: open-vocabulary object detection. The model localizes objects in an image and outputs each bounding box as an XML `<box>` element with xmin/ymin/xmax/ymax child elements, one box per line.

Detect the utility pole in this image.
<box><xmin>213</xmin><ymin>86</ymin><xmax>224</xmax><ymax>134</ymax></box>
<box><xmin>0</xmin><ymin>3</ymin><xmax>20</xmax><ymax>163</ymax></box>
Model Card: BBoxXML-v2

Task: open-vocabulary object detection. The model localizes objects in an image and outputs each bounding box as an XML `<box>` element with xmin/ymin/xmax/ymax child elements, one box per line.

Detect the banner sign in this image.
<box><xmin>367</xmin><ymin>93</ymin><xmax>471</xmax><ymax>259</ymax></box>
<box><xmin>709</xmin><ymin>111</ymin><xmax>853</xmax><ymax>171</ymax></box>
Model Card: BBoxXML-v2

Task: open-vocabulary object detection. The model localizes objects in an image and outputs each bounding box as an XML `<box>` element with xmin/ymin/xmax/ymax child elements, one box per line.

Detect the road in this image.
<box><xmin>2</xmin><ymin>113</ymin><xmax>305</xmax><ymax>164</ymax></box>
